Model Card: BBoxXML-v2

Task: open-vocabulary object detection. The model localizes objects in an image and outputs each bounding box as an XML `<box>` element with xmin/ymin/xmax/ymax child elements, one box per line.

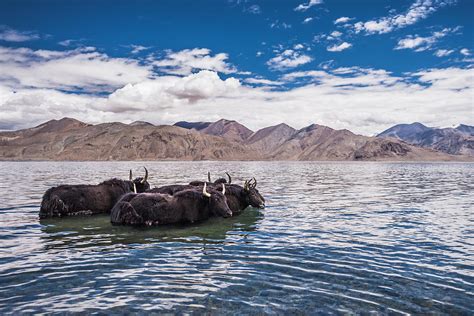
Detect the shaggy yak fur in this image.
<box><xmin>110</xmin><ymin>186</ymin><xmax>232</xmax><ymax>226</ymax></box>
<box><xmin>39</xmin><ymin>177</ymin><xmax>150</xmax><ymax>218</ymax></box>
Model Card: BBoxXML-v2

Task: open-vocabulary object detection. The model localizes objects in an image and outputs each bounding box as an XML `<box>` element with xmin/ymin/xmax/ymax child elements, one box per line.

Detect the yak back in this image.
<box><xmin>40</xmin><ymin>178</ymin><xmax>133</xmax><ymax>218</ymax></box>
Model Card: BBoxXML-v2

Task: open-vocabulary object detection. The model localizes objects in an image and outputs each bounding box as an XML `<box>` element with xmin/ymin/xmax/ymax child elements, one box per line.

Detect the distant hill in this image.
<box><xmin>173</xmin><ymin>121</ymin><xmax>211</xmax><ymax>131</ymax></box>
<box><xmin>0</xmin><ymin>118</ymin><xmax>470</xmax><ymax>161</ymax></box>
<box><xmin>201</xmin><ymin>119</ymin><xmax>253</xmax><ymax>143</ymax></box>
<box><xmin>378</xmin><ymin>123</ymin><xmax>474</xmax><ymax>155</ymax></box>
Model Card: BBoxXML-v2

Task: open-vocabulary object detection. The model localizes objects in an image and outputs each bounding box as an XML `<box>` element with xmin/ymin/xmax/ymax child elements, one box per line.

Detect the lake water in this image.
<box><xmin>0</xmin><ymin>161</ymin><xmax>473</xmax><ymax>314</ymax></box>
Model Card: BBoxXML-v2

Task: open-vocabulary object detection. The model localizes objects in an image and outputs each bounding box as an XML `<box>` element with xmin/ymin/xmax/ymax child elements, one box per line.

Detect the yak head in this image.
<box><xmin>243</xmin><ymin>178</ymin><xmax>265</xmax><ymax>209</ymax></box>
<box><xmin>129</xmin><ymin>167</ymin><xmax>151</xmax><ymax>193</ymax></box>
<box><xmin>202</xmin><ymin>183</ymin><xmax>232</xmax><ymax>218</ymax></box>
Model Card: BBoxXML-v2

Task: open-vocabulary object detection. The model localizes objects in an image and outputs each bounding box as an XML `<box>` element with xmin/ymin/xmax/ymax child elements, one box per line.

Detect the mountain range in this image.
<box><xmin>0</xmin><ymin>118</ymin><xmax>472</xmax><ymax>161</ymax></box>
<box><xmin>378</xmin><ymin>122</ymin><xmax>474</xmax><ymax>156</ymax></box>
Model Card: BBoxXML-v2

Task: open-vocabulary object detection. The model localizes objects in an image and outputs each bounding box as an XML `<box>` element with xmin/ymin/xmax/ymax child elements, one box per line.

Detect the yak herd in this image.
<box><xmin>39</xmin><ymin>168</ymin><xmax>265</xmax><ymax>227</ymax></box>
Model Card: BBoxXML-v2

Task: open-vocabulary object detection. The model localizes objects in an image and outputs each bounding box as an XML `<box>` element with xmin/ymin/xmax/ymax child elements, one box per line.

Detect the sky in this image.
<box><xmin>0</xmin><ymin>0</ymin><xmax>472</xmax><ymax>135</ymax></box>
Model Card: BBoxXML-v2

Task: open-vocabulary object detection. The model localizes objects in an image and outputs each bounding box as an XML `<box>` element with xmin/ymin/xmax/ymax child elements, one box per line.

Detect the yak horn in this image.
<box><xmin>208</xmin><ymin>171</ymin><xmax>211</xmax><ymax>182</ymax></box>
<box><xmin>129</xmin><ymin>169</ymin><xmax>133</xmax><ymax>181</ymax></box>
<box><xmin>141</xmin><ymin>166</ymin><xmax>148</xmax><ymax>183</ymax></box>
<box><xmin>132</xmin><ymin>182</ymin><xmax>137</xmax><ymax>194</ymax></box>
<box><xmin>203</xmin><ymin>182</ymin><xmax>211</xmax><ymax>198</ymax></box>
<box><xmin>222</xmin><ymin>183</ymin><xmax>226</xmax><ymax>195</ymax></box>
<box><xmin>252</xmin><ymin>177</ymin><xmax>257</xmax><ymax>188</ymax></box>
<box><xmin>225</xmin><ymin>172</ymin><xmax>232</xmax><ymax>184</ymax></box>
<box><xmin>244</xmin><ymin>180</ymin><xmax>249</xmax><ymax>191</ymax></box>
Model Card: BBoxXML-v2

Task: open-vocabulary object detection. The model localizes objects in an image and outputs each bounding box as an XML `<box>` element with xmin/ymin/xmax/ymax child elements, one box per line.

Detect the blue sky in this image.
<box><xmin>0</xmin><ymin>0</ymin><xmax>472</xmax><ymax>134</ymax></box>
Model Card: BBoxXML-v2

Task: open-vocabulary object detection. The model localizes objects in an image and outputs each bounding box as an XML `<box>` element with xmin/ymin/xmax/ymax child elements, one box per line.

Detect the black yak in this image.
<box><xmin>150</xmin><ymin>177</ymin><xmax>265</xmax><ymax>215</ymax></box>
<box><xmin>110</xmin><ymin>183</ymin><xmax>232</xmax><ymax>226</ymax></box>
<box><xmin>39</xmin><ymin>168</ymin><xmax>150</xmax><ymax>218</ymax></box>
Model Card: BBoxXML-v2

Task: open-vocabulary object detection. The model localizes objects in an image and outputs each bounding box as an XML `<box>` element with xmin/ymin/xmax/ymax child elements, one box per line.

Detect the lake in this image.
<box><xmin>0</xmin><ymin>161</ymin><xmax>473</xmax><ymax>314</ymax></box>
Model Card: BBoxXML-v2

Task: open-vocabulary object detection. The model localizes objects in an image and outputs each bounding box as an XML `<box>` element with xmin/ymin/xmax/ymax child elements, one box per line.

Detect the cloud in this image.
<box><xmin>0</xmin><ymin>46</ymin><xmax>151</xmax><ymax>92</ymax></box>
<box><xmin>244</xmin><ymin>4</ymin><xmax>261</xmax><ymax>14</ymax></box>
<box><xmin>0</xmin><ymin>26</ymin><xmax>40</xmax><ymax>42</ymax></box>
<box><xmin>130</xmin><ymin>45</ymin><xmax>150</xmax><ymax>54</ymax></box>
<box><xmin>294</xmin><ymin>0</ymin><xmax>323</xmax><ymax>12</ymax></box>
<box><xmin>327</xmin><ymin>42</ymin><xmax>352</xmax><ymax>52</ymax></box>
<box><xmin>1</xmin><ymin>65</ymin><xmax>472</xmax><ymax>135</ymax></box>
<box><xmin>460</xmin><ymin>48</ymin><xmax>471</xmax><ymax>56</ymax></box>
<box><xmin>434</xmin><ymin>49</ymin><xmax>454</xmax><ymax>57</ymax></box>
<box><xmin>302</xmin><ymin>17</ymin><xmax>314</xmax><ymax>24</ymax></box>
<box><xmin>394</xmin><ymin>27</ymin><xmax>457</xmax><ymax>51</ymax></box>
<box><xmin>266</xmin><ymin>49</ymin><xmax>312</xmax><ymax>70</ymax></box>
<box><xmin>270</xmin><ymin>20</ymin><xmax>292</xmax><ymax>29</ymax></box>
<box><xmin>334</xmin><ymin>17</ymin><xmax>352</xmax><ymax>24</ymax></box>
<box><xmin>152</xmin><ymin>48</ymin><xmax>237</xmax><ymax>75</ymax></box>
<box><xmin>353</xmin><ymin>0</ymin><xmax>455</xmax><ymax>34</ymax></box>
<box><xmin>244</xmin><ymin>78</ymin><xmax>284</xmax><ymax>86</ymax></box>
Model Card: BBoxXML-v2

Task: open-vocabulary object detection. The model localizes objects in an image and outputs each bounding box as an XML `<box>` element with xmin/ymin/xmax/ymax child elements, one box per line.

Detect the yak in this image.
<box><xmin>150</xmin><ymin>177</ymin><xmax>265</xmax><ymax>215</ymax></box>
<box><xmin>110</xmin><ymin>183</ymin><xmax>232</xmax><ymax>226</ymax></box>
<box><xmin>39</xmin><ymin>168</ymin><xmax>150</xmax><ymax>218</ymax></box>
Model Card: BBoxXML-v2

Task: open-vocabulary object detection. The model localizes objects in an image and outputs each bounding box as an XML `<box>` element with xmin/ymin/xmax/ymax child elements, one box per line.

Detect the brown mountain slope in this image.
<box><xmin>0</xmin><ymin>119</ymin><xmax>259</xmax><ymax>161</ymax></box>
<box><xmin>201</xmin><ymin>119</ymin><xmax>253</xmax><ymax>142</ymax></box>
<box><xmin>0</xmin><ymin>118</ymin><xmax>469</xmax><ymax>161</ymax></box>
<box><xmin>268</xmin><ymin>124</ymin><xmax>460</xmax><ymax>161</ymax></box>
<box><xmin>246</xmin><ymin>123</ymin><xmax>296</xmax><ymax>152</ymax></box>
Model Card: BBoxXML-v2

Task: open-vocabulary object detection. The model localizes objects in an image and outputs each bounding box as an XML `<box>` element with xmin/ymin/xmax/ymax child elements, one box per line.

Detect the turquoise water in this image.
<box><xmin>0</xmin><ymin>161</ymin><xmax>473</xmax><ymax>314</ymax></box>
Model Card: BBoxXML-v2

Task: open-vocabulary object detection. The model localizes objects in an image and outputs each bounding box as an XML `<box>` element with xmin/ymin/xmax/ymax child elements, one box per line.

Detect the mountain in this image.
<box><xmin>0</xmin><ymin>118</ymin><xmax>469</xmax><ymax>161</ymax></box>
<box><xmin>173</xmin><ymin>121</ymin><xmax>211</xmax><ymax>131</ymax></box>
<box><xmin>201</xmin><ymin>119</ymin><xmax>253</xmax><ymax>143</ymax></box>
<box><xmin>246</xmin><ymin>123</ymin><xmax>296</xmax><ymax>152</ymax></box>
<box><xmin>0</xmin><ymin>119</ymin><xmax>258</xmax><ymax>161</ymax></box>
<box><xmin>129</xmin><ymin>121</ymin><xmax>154</xmax><ymax>127</ymax></box>
<box><xmin>378</xmin><ymin>123</ymin><xmax>474</xmax><ymax>155</ymax></box>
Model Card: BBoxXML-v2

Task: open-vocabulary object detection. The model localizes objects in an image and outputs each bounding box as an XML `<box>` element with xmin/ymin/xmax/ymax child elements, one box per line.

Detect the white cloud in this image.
<box><xmin>0</xmin><ymin>26</ymin><xmax>40</xmax><ymax>42</ymax></box>
<box><xmin>130</xmin><ymin>45</ymin><xmax>150</xmax><ymax>54</ymax></box>
<box><xmin>295</xmin><ymin>0</ymin><xmax>323</xmax><ymax>12</ymax></box>
<box><xmin>244</xmin><ymin>4</ymin><xmax>261</xmax><ymax>14</ymax></box>
<box><xmin>244</xmin><ymin>78</ymin><xmax>284</xmax><ymax>86</ymax></box>
<box><xmin>293</xmin><ymin>44</ymin><xmax>305</xmax><ymax>50</ymax></box>
<box><xmin>152</xmin><ymin>48</ymin><xmax>237</xmax><ymax>75</ymax></box>
<box><xmin>460</xmin><ymin>48</ymin><xmax>471</xmax><ymax>56</ymax></box>
<box><xmin>327</xmin><ymin>42</ymin><xmax>352</xmax><ymax>52</ymax></box>
<box><xmin>266</xmin><ymin>49</ymin><xmax>312</xmax><ymax>70</ymax></box>
<box><xmin>0</xmin><ymin>46</ymin><xmax>151</xmax><ymax>92</ymax></box>
<box><xmin>334</xmin><ymin>17</ymin><xmax>352</xmax><ymax>24</ymax></box>
<box><xmin>302</xmin><ymin>17</ymin><xmax>314</xmax><ymax>24</ymax></box>
<box><xmin>394</xmin><ymin>27</ymin><xmax>457</xmax><ymax>51</ymax></box>
<box><xmin>330</xmin><ymin>31</ymin><xmax>342</xmax><ymax>38</ymax></box>
<box><xmin>270</xmin><ymin>20</ymin><xmax>292</xmax><ymax>29</ymax></box>
<box><xmin>434</xmin><ymin>49</ymin><xmax>454</xmax><ymax>57</ymax></box>
<box><xmin>353</xmin><ymin>0</ymin><xmax>455</xmax><ymax>34</ymax></box>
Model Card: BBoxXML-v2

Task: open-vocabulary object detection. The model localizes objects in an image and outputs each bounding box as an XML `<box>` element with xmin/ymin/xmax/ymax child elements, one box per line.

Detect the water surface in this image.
<box><xmin>0</xmin><ymin>161</ymin><xmax>473</xmax><ymax>314</ymax></box>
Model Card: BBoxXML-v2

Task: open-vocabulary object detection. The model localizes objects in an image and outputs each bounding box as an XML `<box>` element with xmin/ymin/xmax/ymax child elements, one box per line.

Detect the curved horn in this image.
<box><xmin>129</xmin><ymin>169</ymin><xmax>133</xmax><ymax>181</ymax></box>
<box><xmin>222</xmin><ymin>183</ymin><xmax>226</xmax><ymax>195</ymax></box>
<box><xmin>251</xmin><ymin>177</ymin><xmax>257</xmax><ymax>188</ymax></box>
<box><xmin>225</xmin><ymin>172</ymin><xmax>232</xmax><ymax>184</ymax></box>
<box><xmin>141</xmin><ymin>166</ymin><xmax>148</xmax><ymax>183</ymax></box>
<box><xmin>203</xmin><ymin>182</ymin><xmax>211</xmax><ymax>198</ymax></box>
<box><xmin>132</xmin><ymin>182</ymin><xmax>137</xmax><ymax>194</ymax></box>
<box><xmin>244</xmin><ymin>180</ymin><xmax>249</xmax><ymax>191</ymax></box>
<box><xmin>208</xmin><ymin>171</ymin><xmax>211</xmax><ymax>183</ymax></box>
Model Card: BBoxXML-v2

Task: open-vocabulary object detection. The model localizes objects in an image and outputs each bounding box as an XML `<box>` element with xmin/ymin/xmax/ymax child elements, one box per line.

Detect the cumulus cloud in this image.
<box><xmin>0</xmin><ymin>26</ymin><xmax>40</xmax><ymax>42</ymax></box>
<box><xmin>266</xmin><ymin>49</ymin><xmax>312</xmax><ymax>70</ymax></box>
<box><xmin>334</xmin><ymin>17</ymin><xmax>352</xmax><ymax>24</ymax></box>
<box><xmin>130</xmin><ymin>45</ymin><xmax>150</xmax><ymax>54</ymax></box>
<box><xmin>302</xmin><ymin>17</ymin><xmax>314</xmax><ymax>24</ymax></box>
<box><xmin>353</xmin><ymin>0</ymin><xmax>455</xmax><ymax>34</ymax></box>
<box><xmin>394</xmin><ymin>27</ymin><xmax>458</xmax><ymax>51</ymax></box>
<box><xmin>460</xmin><ymin>48</ymin><xmax>471</xmax><ymax>56</ymax></box>
<box><xmin>327</xmin><ymin>42</ymin><xmax>352</xmax><ymax>52</ymax></box>
<box><xmin>0</xmin><ymin>46</ymin><xmax>151</xmax><ymax>92</ymax></box>
<box><xmin>244</xmin><ymin>78</ymin><xmax>284</xmax><ymax>86</ymax></box>
<box><xmin>270</xmin><ymin>20</ymin><xmax>292</xmax><ymax>29</ymax></box>
<box><xmin>152</xmin><ymin>48</ymin><xmax>237</xmax><ymax>75</ymax></box>
<box><xmin>294</xmin><ymin>0</ymin><xmax>323</xmax><ymax>12</ymax></box>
